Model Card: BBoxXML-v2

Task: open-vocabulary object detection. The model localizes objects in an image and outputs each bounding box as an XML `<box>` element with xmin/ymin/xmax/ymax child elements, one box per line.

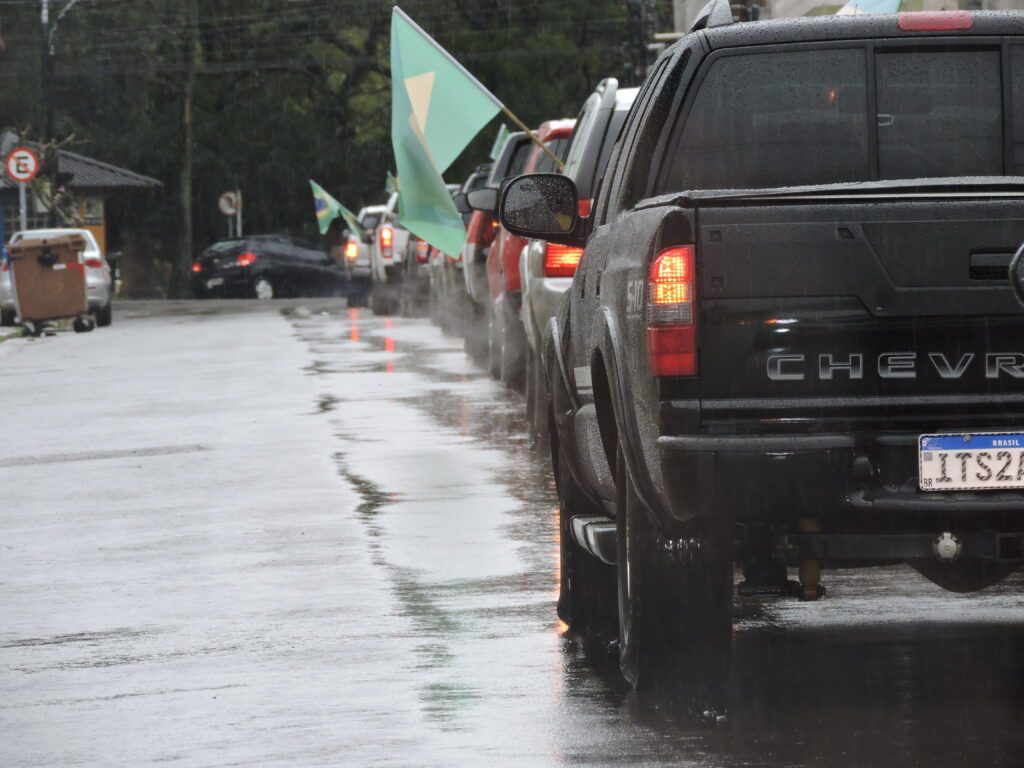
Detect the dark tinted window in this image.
<box><xmin>877</xmin><ymin>50</ymin><xmax>1002</xmax><ymax>178</ymax></box>
<box><xmin>664</xmin><ymin>49</ymin><xmax>869</xmax><ymax>190</ymax></box>
<box><xmin>1011</xmin><ymin>47</ymin><xmax>1024</xmax><ymax>173</ymax></box>
<box><xmin>594</xmin><ymin>110</ymin><xmax>628</xmax><ymax>188</ymax></box>
<box><xmin>361</xmin><ymin>214</ymin><xmax>380</xmax><ymax>230</ymax></box>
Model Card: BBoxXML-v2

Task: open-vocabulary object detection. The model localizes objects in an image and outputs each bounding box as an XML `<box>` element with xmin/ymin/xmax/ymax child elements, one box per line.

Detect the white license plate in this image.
<box><xmin>206</xmin><ymin>277</ymin><xmax>224</xmax><ymax>288</ymax></box>
<box><xmin>919</xmin><ymin>432</ymin><xmax>1024</xmax><ymax>491</ymax></box>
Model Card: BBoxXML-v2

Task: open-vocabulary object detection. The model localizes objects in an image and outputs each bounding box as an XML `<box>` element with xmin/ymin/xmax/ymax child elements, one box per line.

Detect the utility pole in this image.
<box><xmin>40</xmin><ymin>0</ymin><xmax>53</xmax><ymax>225</ymax></box>
<box><xmin>39</xmin><ymin>0</ymin><xmax>84</xmax><ymax>226</ymax></box>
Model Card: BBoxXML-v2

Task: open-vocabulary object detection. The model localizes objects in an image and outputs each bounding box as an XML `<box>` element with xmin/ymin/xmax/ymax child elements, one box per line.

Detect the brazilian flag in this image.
<box><xmin>309</xmin><ymin>180</ymin><xmax>364</xmax><ymax>238</ymax></box>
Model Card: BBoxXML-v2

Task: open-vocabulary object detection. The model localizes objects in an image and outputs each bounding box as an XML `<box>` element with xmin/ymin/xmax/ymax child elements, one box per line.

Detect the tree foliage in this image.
<box><xmin>0</xmin><ymin>0</ymin><xmax>651</xmax><ymax>296</ymax></box>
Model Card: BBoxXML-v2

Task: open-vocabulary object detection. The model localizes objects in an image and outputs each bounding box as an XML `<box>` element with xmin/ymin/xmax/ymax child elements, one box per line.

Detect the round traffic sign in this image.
<box><xmin>5</xmin><ymin>147</ymin><xmax>40</xmax><ymax>183</ymax></box>
<box><xmin>218</xmin><ymin>190</ymin><xmax>240</xmax><ymax>216</ymax></box>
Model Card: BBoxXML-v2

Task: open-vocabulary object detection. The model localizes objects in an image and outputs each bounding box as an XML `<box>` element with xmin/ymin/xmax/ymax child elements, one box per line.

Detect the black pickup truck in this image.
<box><xmin>499</xmin><ymin>5</ymin><xmax>1024</xmax><ymax>690</ymax></box>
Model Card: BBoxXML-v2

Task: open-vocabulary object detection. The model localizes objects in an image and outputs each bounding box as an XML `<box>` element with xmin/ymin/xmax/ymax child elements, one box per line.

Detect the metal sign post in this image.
<box><xmin>5</xmin><ymin>147</ymin><xmax>41</xmax><ymax>232</ymax></box>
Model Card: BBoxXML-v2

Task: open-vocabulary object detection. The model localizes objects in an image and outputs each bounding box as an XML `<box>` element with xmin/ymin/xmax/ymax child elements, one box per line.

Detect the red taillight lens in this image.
<box><xmin>898</xmin><ymin>11</ymin><xmax>972</xmax><ymax>31</ymax></box>
<box><xmin>236</xmin><ymin>251</ymin><xmax>257</xmax><ymax>267</ymax></box>
<box><xmin>415</xmin><ymin>240</ymin><xmax>429</xmax><ymax>263</ymax></box>
<box><xmin>578</xmin><ymin>198</ymin><xmax>592</xmax><ymax>219</ymax></box>
<box><xmin>380</xmin><ymin>226</ymin><xmax>393</xmax><ymax>249</ymax></box>
<box><xmin>191</xmin><ymin>261</ymin><xmax>202</xmax><ymax>273</ymax></box>
<box><xmin>646</xmin><ymin>245</ymin><xmax>696</xmax><ymax>377</ymax></box>
<box><xmin>344</xmin><ymin>241</ymin><xmax>358</xmax><ymax>261</ymax></box>
<box><xmin>85</xmin><ymin>258</ymin><xmax>103</xmax><ymax>269</ymax></box>
<box><xmin>543</xmin><ymin>243</ymin><xmax>583</xmax><ymax>278</ymax></box>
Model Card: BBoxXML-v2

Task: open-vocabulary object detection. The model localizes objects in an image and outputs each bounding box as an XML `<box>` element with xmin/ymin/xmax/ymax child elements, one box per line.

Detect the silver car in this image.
<box><xmin>518</xmin><ymin>80</ymin><xmax>638</xmax><ymax>435</ymax></box>
<box><xmin>1</xmin><ymin>228</ymin><xmax>114</xmax><ymax>327</ymax></box>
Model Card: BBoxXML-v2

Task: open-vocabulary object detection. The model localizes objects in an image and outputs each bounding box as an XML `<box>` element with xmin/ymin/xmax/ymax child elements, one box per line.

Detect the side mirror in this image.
<box><xmin>453</xmin><ymin>192</ymin><xmax>472</xmax><ymax>215</ymax></box>
<box><xmin>1010</xmin><ymin>242</ymin><xmax>1024</xmax><ymax>307</ymax></box>
<box><xmin>499</xmin><ymin>173</ymin><xmax>578</xmax><ymax>241</ymax></box>
<box><xmin>361</xmin><ymin>231</ymin><xmax>374</xmax><ymax>245</ymax></box>
<box><xmin>466</xmin><ymin>186</ymin><xmax>499</xmax><ymax>214</ymax></box>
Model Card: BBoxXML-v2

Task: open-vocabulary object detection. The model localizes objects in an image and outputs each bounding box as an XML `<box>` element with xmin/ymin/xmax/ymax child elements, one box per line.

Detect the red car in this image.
<box><xmin>485</xmin><ymin>119</ymin><xmax>574</xmax><ymax>390</ymax></box>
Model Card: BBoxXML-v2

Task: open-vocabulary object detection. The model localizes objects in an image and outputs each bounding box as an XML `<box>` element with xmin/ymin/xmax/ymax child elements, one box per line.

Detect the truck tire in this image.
<box><xmin>910</xmin><ymin>559</ymin><xmax>1020</xmax><ymax>593</ymax></box>
<box><xmin>95</xmin><ymin>302</ymin><xmax>113</xmax><ymax>328</ymax></box>
<box><xmin>615</xmin><ymin>448</ymin><xmax>733</xmax><ymax>691</ymax></box>
<box><xmin>487</xmin><ymin>306</ymin><xmax>501</xmax><ymax>380</ymax></box>
<box><xmin>500</xmin><ymin>299</ymin><xmax>526</xmax><ymax>392</ymax></box>
<box><xmin>370</xmin><ymin>290</ymin><xmax>391</xmax><ymax>316</ymax></box>
<box><xmin>525</xmin><ymin>347</ymin><xmax>548</xmax><ymax>438</ymax></box>
<box><xmin>555</xmin><ymin>414</ymin><xmax>616</xmax><ymax>633</ymax></box>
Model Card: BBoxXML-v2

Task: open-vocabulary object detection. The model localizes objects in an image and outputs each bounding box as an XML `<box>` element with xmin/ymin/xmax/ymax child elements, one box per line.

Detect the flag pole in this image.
<box><xmin>499</xmin><ymin>104</ymin><xmax>565</xmax><ymax>171</ymax></box>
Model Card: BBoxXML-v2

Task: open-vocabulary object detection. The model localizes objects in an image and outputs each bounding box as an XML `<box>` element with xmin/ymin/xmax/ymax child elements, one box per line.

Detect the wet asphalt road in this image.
<box><xmin>2</xmin><ymin>299</ymin><xmax>1024</xmax><ymax>767</ymax></box>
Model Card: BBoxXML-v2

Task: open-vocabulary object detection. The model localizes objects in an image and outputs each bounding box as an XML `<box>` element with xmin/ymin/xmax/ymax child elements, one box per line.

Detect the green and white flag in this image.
<box><xmin>489</xmin><ymin>123</ymin><xmax>510</xmax><ymax>161</ymax></box>
<box><xmin>309</xmin><ymin>179</ymin><xmax>363</xmax><ymax>237</ymax></box>
<box><xmin>391</xmin><ymin>6</ymin><xmax>501</xmax><ymax>256</ymax></box>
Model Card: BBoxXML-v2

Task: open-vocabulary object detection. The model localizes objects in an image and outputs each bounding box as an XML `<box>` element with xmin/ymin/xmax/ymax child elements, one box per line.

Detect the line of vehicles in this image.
<box><xmin>198</xmin><ymin>4</ymin><xmax>1024</xmax><ymax>694</ymax></box>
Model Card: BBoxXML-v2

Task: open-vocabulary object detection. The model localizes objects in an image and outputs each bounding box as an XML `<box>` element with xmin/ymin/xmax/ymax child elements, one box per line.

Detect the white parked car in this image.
<box><xmin>367</xmin><ymin>192</ymin><xmax>410</xmax><ymax>316</ymax></box>
<box><xmin>1</xmin><ymin>228</ymin><xmax>114</xmax><ymax>327</ymax></box>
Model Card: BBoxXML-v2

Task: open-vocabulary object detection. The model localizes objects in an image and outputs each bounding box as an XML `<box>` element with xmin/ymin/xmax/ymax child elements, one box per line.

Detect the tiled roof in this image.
<box><xmin>1</xmin><ymin>131</ymin><xmax>162</xmax><ymax>190</ymax></box>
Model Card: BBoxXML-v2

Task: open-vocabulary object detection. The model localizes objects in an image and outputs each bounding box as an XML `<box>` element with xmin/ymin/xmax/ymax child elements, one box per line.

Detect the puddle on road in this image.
<box><xmin>287</xmin><ymin>308</ymin><xmax>1024</xmax><ymax>768</ymax></box>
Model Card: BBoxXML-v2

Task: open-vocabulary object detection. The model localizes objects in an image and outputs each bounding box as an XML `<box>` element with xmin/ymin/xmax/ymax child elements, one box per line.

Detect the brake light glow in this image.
<box><xmin>236</xmin><ymin>251</ymin><xmax>257</xmax><ymax>267</ymax></box>
<box><xmin>85</xmin><ymin>257</ymin><xmax>103</xmax><ymax>269</ymax></box>
<box><xmin>415</xmin><ymin>240</ymin><xmax>430</xmax><ymax>263</ymax></box>
<box><xmin>543</xmin><ymin>243</ymin><xmax>583</xmax><ymax>278</ymax></box>
<box><xmin>380</xmin><ymin>226</ymin><xmax>393</xmax><ymax>249</ymax></box>
<box><xmin>646</xmin><ymin>245</ymin><xmax>697</xmax><ymax>377</ymax></box>
<box><xmin>344</xmin><ymin>241</ymin><xmax>358</xmax><ymax>261</ymax></box>
<box><xmin>898</xmin><ymin>11</ymin><xmax>972</xmax><ymax>31</ymax></box>
<box><xmin>191</xmin><ymin>261</ymin><xmax>201</xmax><ymax>273</ymax></box>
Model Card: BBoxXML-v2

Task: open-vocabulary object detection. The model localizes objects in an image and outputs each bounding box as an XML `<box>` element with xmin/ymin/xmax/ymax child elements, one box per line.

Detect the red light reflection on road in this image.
<box><xmin>553</xmin><ymin>504</ymin><xmax>566</xmax><ymax>636</ymax></box>
<box><xmin>384</xmin><ymin>319</ymin><xmax>395</xmax><ymax>373</ymax></box>
<box><xmin>348</xmin><ymin>308</ymin><xmax>360</xmax><ymax>341</ymax></box>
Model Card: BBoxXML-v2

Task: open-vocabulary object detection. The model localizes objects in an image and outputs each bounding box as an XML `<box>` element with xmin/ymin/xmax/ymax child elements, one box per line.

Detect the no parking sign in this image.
<box><xmin>5</xmin><ymin>147</ymin><xmax>40</xmax><ymax>183</ymax></box>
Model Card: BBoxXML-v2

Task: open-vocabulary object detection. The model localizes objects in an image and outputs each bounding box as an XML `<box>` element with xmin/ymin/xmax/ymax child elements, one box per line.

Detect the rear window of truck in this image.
<box><xmin>662</xmin><ymin>44</ymin><xmax>1016</xmax><ymax>192</ymax></box>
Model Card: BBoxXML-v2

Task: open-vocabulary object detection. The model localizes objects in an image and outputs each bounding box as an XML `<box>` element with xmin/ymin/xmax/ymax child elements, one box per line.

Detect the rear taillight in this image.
<box><xmin>415</xmin><ymin>240</ymin><xmax>429</xmax><ymax>263</ymax></box>
<box><xmin>578</xmin><ymin>198</ymin><xmax>592</xmax><ymax>219</ymax></box>
<box><xmin>898</xmin><ymin>11</ymin><xmax>972</xmax><ymax>31</ymax></box>
<box><xmin>380</xmin><ymin>225</ymin><xmax>394</xmax><ymax>252</ymax></box>
<box><xmin>344</xmin><ymin>241</ymin><xmax>358</xmax><ymax>261</ymax></box>
<box><xmin>85</xmin><ymin>258</ymin><xmax>103</xmax><ymax>269</ymax></box>
<box><xmin>236</xmin><ymin>251</ymin><xmax>257</xmax><ymax>267</ymax></box>
<box><xmin>646</xmin><ymin>245</ymin><xmax>696</xmax><ymax>377</ymax></box>
<box><xmin>191</xmin><ymin>261</ymin><xmax>202</xmax><ymax>273</ymax></box>
<box><xmin>543</xmin><ymin>243</ymin><xmax>583</xmax><ymax>278</ymax></box>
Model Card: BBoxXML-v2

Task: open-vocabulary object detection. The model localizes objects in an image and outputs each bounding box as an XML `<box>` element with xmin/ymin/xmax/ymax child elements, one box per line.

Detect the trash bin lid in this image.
<box><xmin>8</xmin><ymin>234</ymin><xmax>88</xmax><ymax>260</ymax></box>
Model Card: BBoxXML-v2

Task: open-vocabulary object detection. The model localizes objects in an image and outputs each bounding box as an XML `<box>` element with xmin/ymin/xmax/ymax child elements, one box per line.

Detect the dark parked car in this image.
<box><xmin>192</xmin><ymin>235</ymin><xmax>347</xmax><ymax>300</ymax></box>
<box><xmin>501</xmin><ymin>4</ymin><xmax>1024</xmax><ymax>691</ymax></box>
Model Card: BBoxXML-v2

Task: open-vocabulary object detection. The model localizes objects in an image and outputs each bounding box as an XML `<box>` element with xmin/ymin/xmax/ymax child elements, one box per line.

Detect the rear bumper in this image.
<box><xmin>656</xmin><ymin>429</ymin><xmax>1024</xmax><ymax>531</ymax></box>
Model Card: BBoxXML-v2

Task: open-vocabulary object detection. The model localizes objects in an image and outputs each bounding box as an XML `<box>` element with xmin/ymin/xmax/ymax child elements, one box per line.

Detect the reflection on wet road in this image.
<box><xmin>295</xmin><ymin>306</ymin><xmax>1024</xmax><ymax>767</ymax></box>
<box><xmin>1</xmin><ymin>300</ymin><xmax>1022</xmax><ymax>766</ymax></box>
